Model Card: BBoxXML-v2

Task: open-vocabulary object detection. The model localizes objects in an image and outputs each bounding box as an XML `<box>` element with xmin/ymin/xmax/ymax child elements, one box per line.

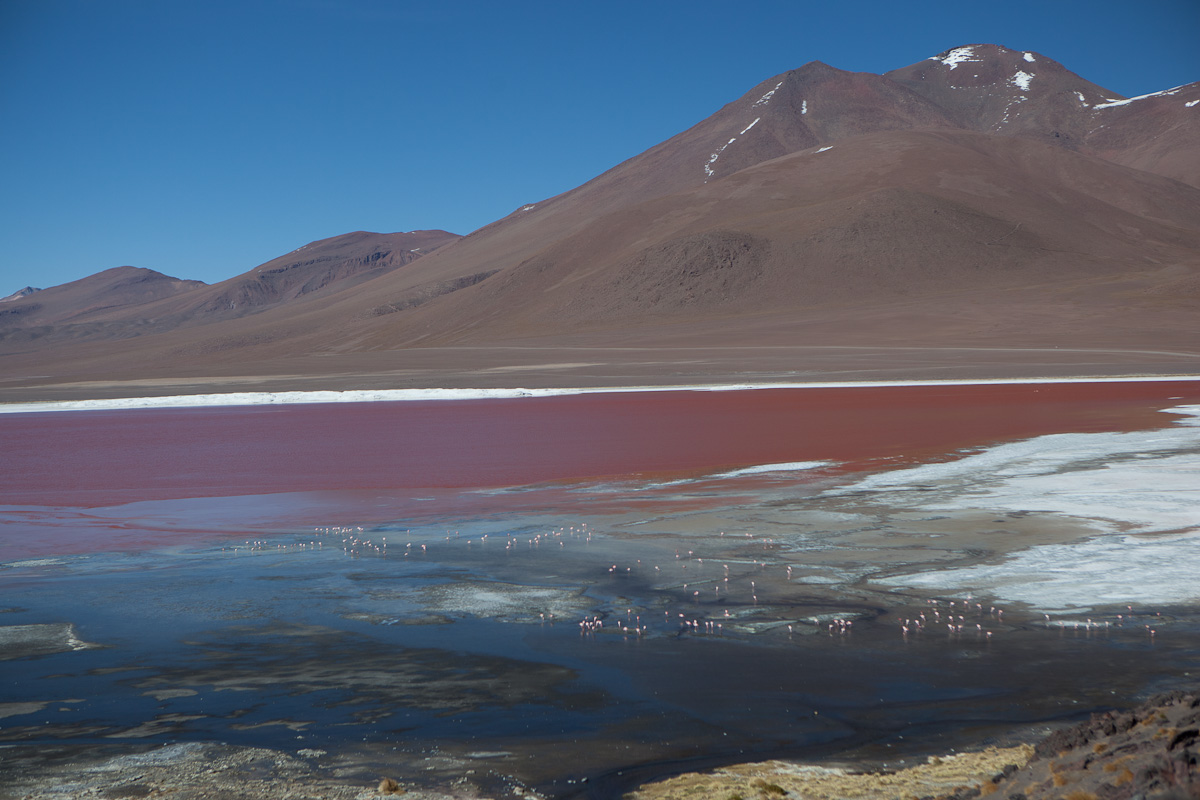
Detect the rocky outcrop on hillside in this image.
<box><xmin>991</xmin><ymin>690</ymin><xmax>1200</xmax><ymax>800</ymax></box>
<box><xmin>631</xmin><ymin>691</ymin><xmax>1200</xmax><ymax>800</ymax></box>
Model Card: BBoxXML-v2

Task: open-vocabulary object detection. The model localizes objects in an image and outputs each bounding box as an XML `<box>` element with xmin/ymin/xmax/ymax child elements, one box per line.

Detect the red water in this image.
<box><xmin>3</xmin><ymin>381</ymin><xmax>1197</xmax><ymax>509</ymax></box>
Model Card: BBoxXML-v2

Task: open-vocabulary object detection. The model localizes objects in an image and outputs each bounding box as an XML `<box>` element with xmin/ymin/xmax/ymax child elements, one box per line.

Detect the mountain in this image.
<box><xmin>172</xmin><ymin>229</ymin><xmax>461</xmax><ymax>321</ymax></box>
<box><xmin>309</xmin><ymin>127</ymin><xmax>1198</xmax><ymax>367</ymax></box>
<box><xmin>1</xmin><ymin>45</ymin><xmax>1197</xmax><ymax>395</ymax></box>
<box><xmin>0</xmin><ymin>267</ymin><xmax>203</xmax><ymax>334</ymax></box>
<box><xmin>0</xmin><ymin>287</ymin><xmax>40</xmax><ymax>303</ymax></box>
<box><xmin>0</xmin><ymin>230</ymin><xmax>459</xmax><ymax>345</ymax></box>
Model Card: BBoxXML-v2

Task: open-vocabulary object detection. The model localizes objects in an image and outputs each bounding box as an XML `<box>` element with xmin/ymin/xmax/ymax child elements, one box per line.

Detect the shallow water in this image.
<box><xmin>2</xmin><ymin>382</ymin><xmax>1199</xmax><ymax>797</ymax></box>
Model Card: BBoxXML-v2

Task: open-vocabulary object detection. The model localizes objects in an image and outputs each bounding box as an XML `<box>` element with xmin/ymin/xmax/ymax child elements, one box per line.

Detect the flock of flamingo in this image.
<box><xmin>219</xmin><ymin>520</ymin><xmax>1166</xmax><ymax>643</ymax></box>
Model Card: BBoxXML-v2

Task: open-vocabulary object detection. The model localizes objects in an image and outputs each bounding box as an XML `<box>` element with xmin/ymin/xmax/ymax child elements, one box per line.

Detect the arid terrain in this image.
<box><xmin>1</xmin><ymin>44</ymin><xmax>1197</xmax><ymax>402</ymax></box>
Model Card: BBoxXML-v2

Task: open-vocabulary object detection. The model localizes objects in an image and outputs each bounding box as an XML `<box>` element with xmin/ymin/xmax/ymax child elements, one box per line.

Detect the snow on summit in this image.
<box><xmin>933</xmin><ymin>45</ymin><xmax>983</xmax><ymax>69</ymax></box>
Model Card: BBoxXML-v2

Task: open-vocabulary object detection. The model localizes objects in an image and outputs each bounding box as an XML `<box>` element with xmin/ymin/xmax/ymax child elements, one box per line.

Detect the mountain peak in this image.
<box><xmin>787</xmin><ymin>60</ymin><xmax>842</xmax><ymax>77</ymax></box>
<box><xmin>909</xmin><ymin>43</ymin><xmax>1073</xmax><ymax>91</ymax></box>
<box><xmin>1</xmin><ymin>286</ymin><xmax>40</xmax><ymax>303</ymax></box>
<box><xmin>926</xmin><ymin>43</ymin><xmax>1037</xmax><ymax>69</ymax></box>
<box><xmin>886</xmin><ymin>43</ymin><xmax>1126</xmax><ymax>145</ymax></box>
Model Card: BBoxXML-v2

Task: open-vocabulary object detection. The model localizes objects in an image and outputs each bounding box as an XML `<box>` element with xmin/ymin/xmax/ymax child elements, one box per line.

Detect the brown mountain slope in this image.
<box><xmin>47</xmin><ymin>129</ymin><xmax>1196</xmax><ymax>375</ymax></box>
<box><xmin>345</xmin><ymin>57</ymin><xmax>969</xmax><ymax>326</ymax></box>
<box><xmin>171</xmin><ymin>229</ymin><xmax>461</xmax><ymax>321</ymax></box>
<box><xmin>452</xmin><ymin>59</ymin><xmax>962</xmax><ymax>249</ymax></box>
<box><xmin>1084</xmin><ymin>82</ymin><xmax>1200</xmax><ymax>189</ymax></box>
<box><xmin>0</xmin><ymin>230</ymin><xmax>459</xmax><ymax>346</ymax></box>
<box><xmin>342</xmin><ymin>129</ymin><xmax>1200</xmax><ymax>346</ymax></box>
<box><xmin>0</xmin><ymin>266</ymin><xmax>203</xmax><ymax>332</ymax></box>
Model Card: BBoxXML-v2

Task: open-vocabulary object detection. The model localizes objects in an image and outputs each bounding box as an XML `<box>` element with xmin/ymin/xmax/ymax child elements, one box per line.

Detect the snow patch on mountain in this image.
<box><xmin>996</xmin><ymin>82</ymin><xmax>1031</xmax><ymax>129</ymax></box>
<box><xmin>704</xmin><ymin>138</ymin><xmax>739</xmax><ymax>181</ymax></box>
<box><xmin>934</xmin><ymin>46</ymin><xmax>983</xmax><ymax>70</ymax></box>
<box><xmin>1095</xmin><ymin>85</ymin><xmax>1186</xmax><ymax>109</ymax></box>
<box><xmin>1022</xmin><ymin>52</ymin><xmax>1035</xmax><ymax>63</ymax></box>
<box><xmin>705</xmin><ymin>109</ymin><xmax>769</xmax><ymax>180</ymax></box>
<box><xmin>753</xmin><ymin>81</ymin><xmax>782</xmax><ymax>108</ymax></box>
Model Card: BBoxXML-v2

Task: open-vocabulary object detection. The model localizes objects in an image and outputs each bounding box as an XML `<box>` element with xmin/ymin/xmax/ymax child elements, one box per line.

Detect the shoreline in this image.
<box><xmin>4</xmin><ymin>689</ymin><xmax>1198</xmax><ymax>800</ymax></box>
<box><xmin>2</xmin><ymin>373</ymin><xmax>1199</xmax><ymax>414</ymax></box>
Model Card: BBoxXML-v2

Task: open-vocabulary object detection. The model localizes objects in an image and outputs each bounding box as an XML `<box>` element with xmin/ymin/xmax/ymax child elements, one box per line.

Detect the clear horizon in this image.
<box><xmin>2</xmin><ymin>0</ymin><xmax>1197</xmax><ymax>294</ymax></box>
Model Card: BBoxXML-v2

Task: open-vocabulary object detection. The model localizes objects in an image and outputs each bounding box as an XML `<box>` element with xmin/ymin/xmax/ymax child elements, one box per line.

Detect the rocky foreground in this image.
<box><xmin>0</xmin><ymin>741</ymin><xmax>487</xmax><ymax>800</ymax></box>
<box><xmin>631</xmin><ymin>691</ymin><xmax>1200</xmax><ymax>800</ymax></box>
<box><xmin>2</xmin><ymin>692</ymin><xmax>1197</xmax><ymax>800</ymax></box>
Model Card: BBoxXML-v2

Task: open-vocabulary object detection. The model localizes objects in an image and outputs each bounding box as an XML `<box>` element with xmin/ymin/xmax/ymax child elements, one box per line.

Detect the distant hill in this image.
<box><xmin>0</xmin><ymin>230</ymin><xmax>459</xmax><ymax>345</ymax></box>
<box><xmin>0</xmin><ymin>287</ymin><xmax>41</xmax><ymax>303</ymax></box>
<box><xmin>0</xmin><ymin>267</ymin><xmax>203</xmax><ymax>334</ymax></box>
<box><xmin>172</xmin><ymin>229</ymin><xmax>462</xmax><ymax>321</ymax></box>
<box><xmin>1</xmin><ymin>44</ymin><xmax>1197</xmax><ymax>394</ymax></box>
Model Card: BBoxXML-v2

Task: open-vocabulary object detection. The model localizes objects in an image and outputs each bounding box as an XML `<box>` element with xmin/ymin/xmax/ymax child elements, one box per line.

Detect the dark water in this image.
<box><xmin>5</xmin><ymin>510</ymin><xmax>1195</xmax><ymax>794</ymax></box>
<box><xmin>2</xmin><ymin>382</ymin><xmax>1199</xmax><ymax>797</ymax></box>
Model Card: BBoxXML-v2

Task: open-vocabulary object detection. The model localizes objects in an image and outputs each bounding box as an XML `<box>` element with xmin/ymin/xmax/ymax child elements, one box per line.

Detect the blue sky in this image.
<box><xmin>2</xmin><ymin>0</ymin><xmax>1197</xmax><ymax>293</ymax></box>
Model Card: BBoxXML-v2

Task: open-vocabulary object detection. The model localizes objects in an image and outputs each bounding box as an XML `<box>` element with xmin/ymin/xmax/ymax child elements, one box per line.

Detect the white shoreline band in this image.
<box><xmin>2</xmin><ymin>375</ymin><xmax>1199</xmax><ymax>414</ymax></box>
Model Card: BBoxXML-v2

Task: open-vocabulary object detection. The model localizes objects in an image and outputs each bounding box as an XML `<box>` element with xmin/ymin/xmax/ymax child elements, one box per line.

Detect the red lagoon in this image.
<box><xmin>3</xmin><ymin>380</ymin><xmax>1198</xmax><ymax>509</ymax></box>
